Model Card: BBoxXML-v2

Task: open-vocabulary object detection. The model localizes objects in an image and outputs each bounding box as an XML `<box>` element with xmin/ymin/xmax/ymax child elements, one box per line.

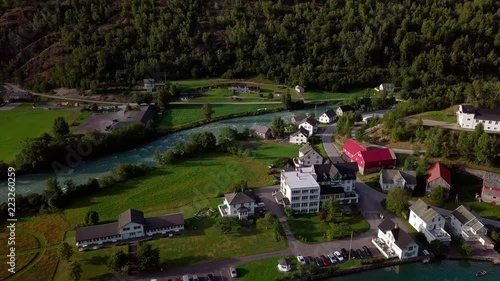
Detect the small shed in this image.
<box><xmin>277</xmin><ymin>258</ymin><xmax>291</xmax><ymax>272</ymax></box>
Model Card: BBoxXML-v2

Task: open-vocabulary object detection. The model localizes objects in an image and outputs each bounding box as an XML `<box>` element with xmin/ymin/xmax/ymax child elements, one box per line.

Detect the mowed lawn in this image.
<box><xmin>237</xmin><ymin>256</ymin><xmax>298</xmax><ymax>281</ymax></box>
<box><xmin>0</xmin><ymin>105</ymin><xmax>88</xmax><ymax>162</ymax></box>
<box><xmin>287</xmin><ymin>214</ymin><xmax>370</xmax><ymax>243</ymax></box>
<box><xmin>412</xmin><ymin>110</ymin><xmax>457</xmax><ymax>123</ymax></box>
<box><xmin>160</xmin><ymin>104</ymin><xmax>283</xmax><ymax>128</ymax></box>
<box><xmin>302</xmin><ymin>88</ymin><xmax>373</xmax><ymax>100</ymax></box>
<box><xmin>171</xmin><ymin>78</ymin><xmax>233</xmax><ymax>90</ymax></box>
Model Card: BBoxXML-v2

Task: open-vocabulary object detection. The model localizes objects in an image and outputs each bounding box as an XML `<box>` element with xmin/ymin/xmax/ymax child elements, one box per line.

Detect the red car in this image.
<box><xmin>320</xmin><ymin>255</ymin><xmax>330</xmax><ymax>266</ymax></box>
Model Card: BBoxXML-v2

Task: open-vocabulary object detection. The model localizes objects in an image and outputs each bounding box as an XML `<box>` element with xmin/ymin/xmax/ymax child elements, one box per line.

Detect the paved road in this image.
<box><xmin>320</xmin><ymin>124</ymin><xmax>344</xmax><ymax>163</ymax></box>
<box><xmin>171</xmin><ymin>101</ymin><xmax>281</xmax><ymax>105</ymax></box>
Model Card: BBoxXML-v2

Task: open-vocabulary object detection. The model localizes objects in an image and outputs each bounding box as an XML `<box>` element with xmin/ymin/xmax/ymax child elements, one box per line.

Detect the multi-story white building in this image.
<box><xmin>456</xmin><ymin>104</ymin><xmax>500</xmax><ymax>132</ymax></box>
<box><xmin>373</xmin><ymin>218</ymin><xmax>419</xmax><ymax>260</ymax></box>
<box><xmin>297</xmin><ymin>117</ymin><xmax>318</xmax><ymax>136</ymax></box>
<box><xmin>313</xmin><ymin>162</ymin><xmax>359</xmax><ymax>204</ymax></box>
<box><xmin>218</xmin><ymin>191</ymin><xmax>256</xmax><ymax>220</ymax></box>
<box><xmin>450</xmin><ymin>205</ymin><xmax>493</xmax><ymax>248</ymax></box>
<box><xmin>408</xmin><ymin>199</ymin><xmax>451</xmax><ymax>245</ymax></box>
<box><xmin>289</xmin><ymin>128</ymin><xmax>309</xmax><ymax>144</ymax></box>
<box><xmin>318</xmin><ymin>109</ymin><xmax>336</xmax><ymax>124</ymax></box>
<box><xmin>75</xmin><ymin>209</ymin><xmax>184</xmax><ymax>248</ymax></box>
<box><xmin>280</xmin><ymin>171</ymin><xmax>321</xmax><ymax>214</ymax></box>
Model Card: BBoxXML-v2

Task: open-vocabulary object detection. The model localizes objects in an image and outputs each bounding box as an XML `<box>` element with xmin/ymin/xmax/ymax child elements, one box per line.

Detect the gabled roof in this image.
<box><xmin>299</xmin><ymin>143</ymin><xmax>322</xmax><ymax>159</ymax></box>
<box><xmin>460</xmin><ymin>105</ymin><xmax>500</xmax><ymax>121</ymax></box>
<box><xmin>409</xmin><ymin>199</ymin><xmax>440</xmax><ymax>223</ymax></box>
<box><xmin>380</xmin><ymin>169</ymin><xmax>416</xmax><ymax>186</ymax></box>
<box><xmin>224</xmin><ymin>192</ymin><xmax>255</xmax><ymax>205</ymax></box>
<box><xmin>144</xmin><ymin>213</ymin><xmax>184</xmax><ymax>231</ymax></box>
<box><xmin>313</xmin><ymin>162</ymin><xmax>358</xmax><ymax>182</ymax></box>
<box><xmin>118</xmin><ymin>209</ymin><xmax>145</xmax><ymax>228</ymax></box>
<box><xmin>359</xmin><ymin>148</ymin><xmax>396</xmax><ymax>163</ymax></box>
<box><xmin>322</xmin><ymin>109</ymin><xmax>336</xmax><ymax>118</ymax></box>
<box><xmin>278</xmin><ymin>258</ymin><xmax>291</xmax><ymax>266</ymax></box>
<box><xmin>292</xmin><ymin>113</ymin><xmax>307</xmax><ymax>123</ymax></box>
<box><xmin>291</xmin><ymin>127</ymin><xmax>310</xmax><ymax>138</ymax></box>
<box><xmin>343</xmin><ymin>139</ymin><xmax>366</xmax><ymax>155</ymax></box>
<box><xmin>427</xmin><ymin>162</ymin><xmax>451</xmax><ymax>187</ymax></box>
<box><xmin>338</xmin><ymin>105</ymin><xmax>354</xmax><ymax>112</ymax></box>
<box><xmin>451</xmin><ymin>205</ymin><xmax>479</xmax><ymax>225</ymax></box>
<box><xmin>483</xmin><ymin>172</ymin><xmax>500</xmax><ymax>190</ymax></box>
<box><xmin>378</xmin><ymin>218</ymin><xmax>416</xmax><ymax>249</ymax></box>
<box><xmin>299</xmin><ymin>117</ymin><xmax>318</xmax><ymax>126</ymax></box>
<box><xmin>250</xmin><ymin>124</ymin><xmax>271</xmax><ymax>135</ymax></box>
<box><xmin>75</xmin><ymin>222</ymin><xmax>119</xmax><ymax>242</ymax></box>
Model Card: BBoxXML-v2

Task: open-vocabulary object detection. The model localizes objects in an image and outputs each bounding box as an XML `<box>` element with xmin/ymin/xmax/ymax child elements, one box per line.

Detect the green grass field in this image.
<box><xmin>171</xmin><ymin>78</ymin><xmax>233</xmax><ymax>90</ymax></box>
<box><xmin>287</xmin><ymin>214</ymin><xmax>370</xmax><ymax>243</ymax></box>
<box><xmin>301</xmin><ymin>88</ymin><xmax>373</xmax><ymax>100</ymax></box>
<box><xmin>237</xmin><ymin>256</ymin><xmax>298</xmax><ymax>281</ymax></box>
<box><xmin>412</xmin><ymin>110</ymin><xmax>457</xmax><ymax>123</ymax></box>
<box><xmin>0</xmin><ymin>105</ymin><xmax>89</xmax><ymax>162</ymax></box>
<box><xmin>160</xmin><ymin>104</ymin><xmax>283</xmax><ymax>128</ymax></box>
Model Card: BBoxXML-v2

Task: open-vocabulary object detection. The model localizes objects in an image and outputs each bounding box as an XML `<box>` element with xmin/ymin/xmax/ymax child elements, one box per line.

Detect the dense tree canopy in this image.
<box><xmin>2</xmin><ymin>0</ymin><xmax>500</xmax><ymax>106</ymax></box>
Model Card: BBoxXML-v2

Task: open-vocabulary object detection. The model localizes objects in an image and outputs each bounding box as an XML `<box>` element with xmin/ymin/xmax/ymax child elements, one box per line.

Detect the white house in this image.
<box><xmin>294</xmin><ymin>143</ymin><xmax>324</xmax><ymax>167</ymax></box>
<box><xmin>319</xmin><ymin>109</ymin><xmax>336</xmax><ymax>124</ymax></box>
<box><xmin>379</xmin><ymin>169</ymin><xmax>417</xmax><ymax>192</ymax></box>
<box><xmin>289</xmin><ymin>128</ymin><xmax>309</xmax><ymax>144</ymax></box>
<box><xmin>294</xmin><ymin>85</ymin><xmax>305</xmax><ymax>94</ymax></box>
<box><xmin>218</xmin><ymin>191</ymin><xmax>256</xmax><ymax>220</ymax></box>
<box><xmin>313</xmin><ymin>162</ymin><xmax>360</xmax><ymax>204</ymax></box>
<box><xmin>277</xmin><ymin>258</ymin><xmax>292</xmax><ymax>272</ymax></box>
<box><xmin>450</xmin><ymin>205</ymin><xmax>491</xmax><ymax>247</ymax></box>
<box><xmin>291</xmin><ymin>113</ymin><xmax>307</xmax><ymax>125</ymax></box>
<box><xmin>297</xmin><ymin>117</ymin><xmax>318</xmax><ymax>136</ymax></box>
<box><xmin>336</xmin><ymin>105</ymin><xmax>354</xmax><ymax>117</ymax></box>
<box><xmin>374</xmin><ymin>83</ymin><xmax>395</xmax><ymax>93</ymax></box>
<box><xmin>75</xmin><ymin>209</ymin><xmax>184</xmax><ymax>247</ymax></box>
<box><xmin>409</xmin><ymin>199</ymin><xmax>451</xmax><ymax>245</ymax></box>
<box><xmin>279</xmin><ymin>171</ymin><xmax>320</xmax><ymax>214</ymax></box>
<box><xmin>372</xmin><ymin>218</ymin><xmax>419</xmax><ymax>260</ymax></box>
<box><xmin>144</xmin><ymin>79</ymin><xmax>155</xmax><ymax>92</ymax></box>
<box><xmin>456</xmin><ymin>104</ymin><xmax>500</xmax><ymax>132</ymax></box>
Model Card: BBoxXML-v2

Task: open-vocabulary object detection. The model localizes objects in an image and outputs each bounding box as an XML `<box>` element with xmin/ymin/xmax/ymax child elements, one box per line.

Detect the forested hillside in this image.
<box><xmin>1</xmin><ymin>0</ymin><xmax>500</xmax><ymax>106</ymax></box>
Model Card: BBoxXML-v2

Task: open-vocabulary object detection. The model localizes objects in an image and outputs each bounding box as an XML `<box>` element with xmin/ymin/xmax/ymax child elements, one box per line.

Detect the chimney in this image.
<box><xmin>394</xmin><ymin>223</ymin><xmax>399</xmax><ymax>229</ymax></box>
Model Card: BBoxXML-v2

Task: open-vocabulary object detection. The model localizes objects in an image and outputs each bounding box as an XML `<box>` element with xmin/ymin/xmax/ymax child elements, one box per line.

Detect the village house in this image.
<box><xmin>318</xmin><ymin>108</ymin><xmax>336</xmax><ymax>124</ymax></box>
<box><xmin>456</xmin><ymin>104</ymin><xmax>500</xmax><ymax>132</ymax></box>
<box><xmin>293</xmin><ymin>143</ymin><xmax>324</xmax><ymax>167</ymax></box>
<box><xmin>250</xmin><ymin>124</ymin><xmax>272</xmax><ymax>140</ymax></box>
<box><xmin>314</xmin><ymin>162</ymin><xmax>360</xmax><ymax>204</ymax></box>
<box><xmin>379</xmin><ymin>169</ymin><xmax>417</xmax><ymax>192</ymax></box>
<box><xmin>297</xmin><ymin>117</ymin><xmax>318</xmax><ymax>136</ymax></box>
<box><xmin>336</xmin><ymin>105</ymin><xmax>354</xmax><ymax>117</ymax></box>
<box><xmin>408</xmin><ymin>199</ymin><xmax>451</xmax><ymax>245</ymax></box>
<box><xmin>294</xmin><ymin>85</ymin><xmax>305</xmax><ymax>94</ymax></box>
<box><xmin>277</xmin><ymin>258</ymin><xmax>292</xmax><ymax>272</ymax></box>
<box><xmin>3</xmin><ymin>91</ymin><xmax>33</xmax><ymax>103</ymax></box>
<box><xmin>289</xmin><ymin>128</ymin><xmax>309</xmax><ymax>145</ymax></box>
<box><xmin>342</xmin><ymin>139</ymin><xmax>396</xmax><ymax>175</ymax></box>
<box><xmin>179</xmin><ymin>90</ymin><xmax>201</xmax><ymax>101</ymax></box>
<box><xmin>144</xmin><ymin>79</ymin><xmax>155</xmax><ymax>92</ymax></box>
<box><xmin>426</xmin><ymin>162</ymin><xmax>452</xmax><ymax>199</ymax></box>
<box><xmin>218</xmin><ymin>191</ymin><xmax>256</xmax><ymax>220</ymax></box>
<box><xmin>291</xmin><ymin>113</ymin><xmax>307</xmax><ymax>125</ymax></box>
<box><xmin>450</xmin><ymin>205</ymin><xmax>493</xmax><ymax>249</ymax></box>
<box><xmin>374</xmin><ymin>83</ymin><xmax>395</xmax><ymax>93</ymax></box>
<box><xmin>75</xmin><ymin>209</ymin><xmax>184</xmax><ymax>248</ymax></box>
<box><xmin>481</xmin><ymin>172</ymin><xmax>500</xmax><ymax>204</ymax></box>
<box><xmin>75</xmin><ymin>105</ymin><xmax>157</xmax><ymax>134</ymax></box>
<box><xmin>372</xmin><ymin>218</ymin><xmax>419</xmax><ymax>260</ymax></box>
<box><xmin>228</xmin><ymin>83</ymin><xmax>260</xmax><ymax>93</ymax></box>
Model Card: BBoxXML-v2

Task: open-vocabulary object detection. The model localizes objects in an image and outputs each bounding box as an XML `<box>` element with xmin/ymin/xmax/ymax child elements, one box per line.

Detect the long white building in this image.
<box><xmin>456</xmin><ymin>104</ymin><xmax>500</xmax><ymax>132</ymax></box>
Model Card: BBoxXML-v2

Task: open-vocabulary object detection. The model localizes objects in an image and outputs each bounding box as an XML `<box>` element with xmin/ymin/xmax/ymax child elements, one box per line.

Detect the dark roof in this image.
<box><xmin>292</xmin><ymin>113</ymin><xmax>307</xmax><ymax>123</ymax></box>
<box><xmin>75</xmin><ymin>222</ymin><xmax>119</xmax><ymax>242</ymax></box>
<box><xmin>313</xmin><ymin>162</ymin><xmax>358</xmax><ymax>182</ymax></box>
<box><xmin>291</xmin><ymin>127</ymin><xmax>310</xmax><ymax>137</ymax></box>
<box><xmin>380</xmin><ymin>169</ymin><xmax>417</xmax><ymax>186</ymax></box>
<box><xmin>378</xmin><ymin>218</ymin><xmax>415</xmax><ymax>249</ymax></box>
<box><xmin>224</xmin><ymin>192</ymin><xmax>255</xmax><ymax>205</ymax></box>
<box><xmin>322</xmin><ymin>109</ymin><xmax>336</xmax><ymax>118</ymax></box>
<box><xmin>250</xmin><ymin>124</ymin><xmax>271</xmax><ymax>135</ymax></box>
<box><xmin>320</xmin><ymin>185</ymin><xmax>345</xmax><ymax>195</ymax></box>
<box><xmin>118</xmin><ymin>209</ymin><xmax>145</xmax><ymax>229</ymax></box>
<box><xmin>278</xmin><ymin>258</ymin><xmax>291</xmax><ymax>266</ymax></box>
<box><xmin>283</xmin><ymin>163</ymin><xmax>295</xmax><ymax>171</ymax></box>
<box><xmin>248</xmin><ymin>86</ymin><xmax>260</xmax><ymax>91</ymax></box>
<box><xmin>483</xmin><ymin>172</ymin><xmax>500</xmax><ymax>189</ymax></box>
<box><xmin>338</xmin><ymin>105</ymin><xmax>354</xmax><ymax>112</ymax></box>
<box><xmin>230</xmin><ymin>83</ymin><xmax>247</xmax><ymax>88</ymax></box>
<box><xmin>300</xmin><ymin>117</ymin><xmax>318</xmax><ymax>126</ymax></box>
<box><xmin>461</xmin><ymin>105</ymin><xmax>500</xmax><ymax>121</ymax></box>
<box><xmin>144</xmin><ymin>213</ymin><xmax>184</xmax><ymax>230</ymax></box>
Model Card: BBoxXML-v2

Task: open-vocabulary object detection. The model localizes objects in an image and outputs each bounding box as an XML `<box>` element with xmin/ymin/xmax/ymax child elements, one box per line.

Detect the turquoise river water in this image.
<box><xmin>328</xmin><ymin>260</ymin><xmax>500</xmax><ymax>281</ymax></box>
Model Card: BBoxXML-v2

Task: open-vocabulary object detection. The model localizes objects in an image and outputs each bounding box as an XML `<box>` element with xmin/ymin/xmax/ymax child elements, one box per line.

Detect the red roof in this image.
<box><xmin>343</xmin><ymin>139</ymin><xmax>366</xmax><ymax>157</ymax></box>
<box><xmin>359</xmin><ymin>148</ymin><xmax>396</xmax><ymax>163</ymax></box>
<box><xmin>427</xmin><ymin>162</ymin><xmax>451</xmax><ymax>186</ymax></box>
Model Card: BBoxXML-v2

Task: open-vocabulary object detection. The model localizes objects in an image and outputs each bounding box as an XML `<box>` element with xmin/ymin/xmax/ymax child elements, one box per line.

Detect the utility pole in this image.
<box><xmin>348</xmin><ymin>231</ymin><xmax>353</xmax><ymax>260</ymax></box>
<box><xmin>315</xmin><ymin>104</ymin><xmax>317</xmax><ymax>117</ymax></box>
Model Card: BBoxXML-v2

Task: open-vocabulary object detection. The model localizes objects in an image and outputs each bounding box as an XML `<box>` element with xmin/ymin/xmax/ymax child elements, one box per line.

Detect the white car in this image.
<box><xmin>423</xmin><ymin>249</ymin><xmax>431</xmax><ymax>256</ymax></box>
<box><xmin>334</xmin><ymin>251</ymin><xmax>344</xmax><ymax>262</ymax></box>
<box><xmin>229</xmin><ymin>267</ymin><xmax>237</xmax><ymax>278</ymax></box>
<box><xmin>327</xmin><ymin>252</ymin><xmax>337</xmax><ymax>264</ymax></box>
<box><xmin>296</xmin><ymin>255</ymin><xmax>306</xmax><ymax>265</ymax></box>
<box><xmin>256</xmin><ymin>202</ymin><xmax>265</xmax><ymax>208</ymax></box>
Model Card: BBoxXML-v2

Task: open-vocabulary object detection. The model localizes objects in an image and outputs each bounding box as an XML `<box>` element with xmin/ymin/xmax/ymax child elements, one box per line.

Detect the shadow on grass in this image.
<box><xmin>236</xmin><ymin>268</ymin><xmax>250</xmax><ymax>278</ymax></box>
<box><xmin>85</xmin><ymin>254</ymin><xmax>109</xmax><ymax>266</ymax></box>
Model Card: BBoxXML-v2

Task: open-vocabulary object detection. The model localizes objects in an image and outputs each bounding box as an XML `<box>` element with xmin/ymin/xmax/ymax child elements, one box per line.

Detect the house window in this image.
<box><xmin>301</xmin><ymin>203</ymin><xmax>308</xmax><ymax>207</ymax></box>
<box><xmin>302</xmin><ymin>190</ymin><xmax>308</xmax><ymax>194</ymax></box>
<box><xmin>292</xmin><ymin>197</ymin><xmax>300</xmax><ymax>201</ymax></box>
<box><xmin>302</xmin><ymin>196</ymin><xmax>308</xmax><ymax>200</ymax></box>
<box><xmin>123</xmin><ymin>227</ymin><xmax>130</xmax><ymax>231</ymax></box>
<box><xmin>310</xmin><ymin>195</ymin><xmax>319</xmax><ymax>200</ymax></box>
<box><xmin>310</xmin><ymin>202</ymin><xmax>318</xmax><ymax>206</ymax></box>
<box><xmin>408</xmin><ymin>246</ymin><xmax>414</xmax><ymax>251</ymax></box>
<box><xmin>292</xmin><ymin>203</ymin><xmax>300</xmax><ymax>208</ymax></box>
<box><xmin>134</xmin><ymin>226</ymin><xmax>141</xmax><ymax>230</ymax></box>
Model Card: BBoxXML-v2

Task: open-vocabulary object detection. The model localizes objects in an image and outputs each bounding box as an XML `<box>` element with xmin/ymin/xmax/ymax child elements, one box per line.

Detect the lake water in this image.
<box><xmin>3</xmin><ymin>105</ymin><xmax>333</xmax><ymax>201</ymax></box>
<box><xmin>328</xmin><ymin>260</ymin><xmax>500</xmax><ymax>281</ymax></box>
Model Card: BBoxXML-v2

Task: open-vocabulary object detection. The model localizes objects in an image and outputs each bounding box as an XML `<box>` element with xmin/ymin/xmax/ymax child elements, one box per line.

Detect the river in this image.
<box><xmin>3</xmin><ymin>105</ymin><xmax>333</xmax><ymax>201</ymax></box>
<box><xmin>328</xmin><ymin>260</ymin><xmax>500</xmax><ymax>281</ymax></box>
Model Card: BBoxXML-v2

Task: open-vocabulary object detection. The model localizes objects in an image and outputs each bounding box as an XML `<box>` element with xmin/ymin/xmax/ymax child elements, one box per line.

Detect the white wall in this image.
<box><xmin>298</xmin><ymin>123</ymin><xmax>314</xmax><ymax>135</ymax></box>
<box><xmin>119</xmin><ymin>222</ymin><xmax>145</xmax><ymax>240</ymax></box>
<box><xmin>290</xmin><ymin>134</ymin><xmax>307</xmax><ymax>144</ymax></box>
<box><xmin>146</xmin><ymin>224</ymin><xmax>184</xmax><ymax>236</ymax></box>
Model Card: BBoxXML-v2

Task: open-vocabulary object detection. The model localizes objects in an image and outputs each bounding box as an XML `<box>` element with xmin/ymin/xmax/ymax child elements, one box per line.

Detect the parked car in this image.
<box><xmin>306</xmin><ymin>256</ymin><xmax>314</xmax><ymax>264</ymax></box>
<box><xmin>256</xmin><ymin>202</ymin><xmax>265</xmax><ymax>208</ymax></box>
<box><xmin>268</xmin><ymin>164</ymin><xmax>275</xmax><ymax>169</ymax></box>
<box><xmin>296</xmin><ymin>255</ymin><xmax>307</xmax><ymax>265</ymax></box>
<box><xmin>229</xmin><ymin>267</ymin><xmax>237</xmax><ymax>278</ymax></box>
<box><xmin>327</xmin><ymin>253</ymin><xmax>337</xmax><ymax>264</ymax></box>
<box><xmin>423</xmin><ymin>249</ymin><xmax>431</xmax><ymax>256</ymax></box>
<box><xmin>182</xmin><ymin>275</ymin><xmax>189</xmax><ymax>281</ymax></box>
<box><xmin>363</xmin><ymin>246</ymin><xmax>373</xmax><ymax>257</ymax></box>
<box><xmin>334</xmin><ymin>251</ymin><xmax>344</xmax><ymax>262</ymax></box>
<box><xmin>350</xmin><ymin>249</ymin><xmax>357</xmax><ymax>259</ymax></box>
<box><xmin>314</xmin><ymin>257</ymin><xmax>323</xmax><ymax>267</ymax></box>
<box><xmin>356</xmin><ymin>249</ymin><xmax>366</xmax><ymax>259</ymax></box>
<box><xmin>206</xmin><ymin>274</ymin><xmax>215</xmax><ymax>281</ymax></box>
<box><xmin>340</xmin><ymin>248</ymin><xmax>349</xmax><ymax>259</ymax></box>
<box><xmin>320</xmin><ymin>255</ymin><xmax>330</xmax><ymax>266</ymax></box>
<box><xmin>192</xmin><ymin>275</ymin><xmax>199</xmax><ymax>281</ymax></box>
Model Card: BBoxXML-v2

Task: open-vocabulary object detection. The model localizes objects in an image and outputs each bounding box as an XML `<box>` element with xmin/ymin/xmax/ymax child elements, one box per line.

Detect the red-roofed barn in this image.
<box><xmin>481</xmin><ymin>172</ymin><xmax>500</xmax><ymax>205</ymax></box>
<box><xmin>426</xmin><ymin>162</ymin><xmax>452</xmax><ymax>199</ymax></box>
<box><xmin>342</xmin><ymin>139</ymin><xmax>396</xmax><ymax>174</ymax></box>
